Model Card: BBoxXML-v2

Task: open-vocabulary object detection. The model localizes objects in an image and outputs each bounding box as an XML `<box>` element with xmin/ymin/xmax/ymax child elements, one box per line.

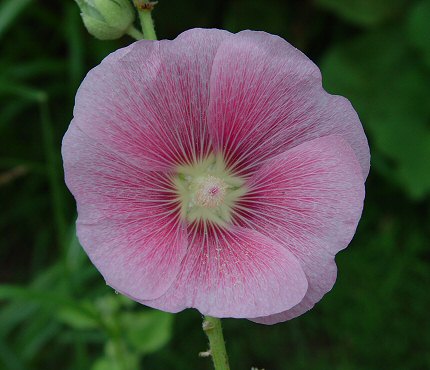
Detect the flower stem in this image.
<box><xmin>202</xmin><ymin>316</ymin><xmax>231</xmax><ymax>370</ymax></box>
<box><xmin>126</xmin><ymin>25</ymin><xmax>144</xmax><ymax>40</ymax></box>
<box><xmin>133</xmin><ymin>1</ymin><xmax>157</xmax><ymax>40</ymax></box>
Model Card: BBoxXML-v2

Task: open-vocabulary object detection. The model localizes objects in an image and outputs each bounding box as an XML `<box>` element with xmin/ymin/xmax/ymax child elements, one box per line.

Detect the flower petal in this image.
<box><xmin>235</xmin><ymin>135</ymin><xmax>365</xmax><ymax>323</ymax></box>
<box><xmin>140</xmin><ymin>226</ymin><xmax>308</xmax><ymax>318</ymax></box>
<box><xmin>62</xmin><ymin>123</ymin><xmax>187</xmax><ymax>300</ymax></box>
<box><xmin>73</xmin><ymin>28</ymin><xmax>231</xmax><ymax>171</ymax></box>
<box><xmin>251</xmin><ymin>259</ymin><xmax>337</xmax><ymax>324</ymax></box>
<box><xmin>207</xmin><ymin>30</ymin><xmax>370</xmax><ymax>178</ymax></box>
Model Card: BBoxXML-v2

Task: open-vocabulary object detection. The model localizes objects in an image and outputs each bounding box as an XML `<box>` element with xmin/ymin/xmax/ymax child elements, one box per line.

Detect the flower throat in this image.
<box><xmin>173</xmin><ymin>153</ymin><xmax>247</xmax><ymax>226</ymax></box>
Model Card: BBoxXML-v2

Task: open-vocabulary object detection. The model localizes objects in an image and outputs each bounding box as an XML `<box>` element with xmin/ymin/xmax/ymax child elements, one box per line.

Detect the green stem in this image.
<box><xmin>202</xmin><ymin>316</ymin><xmax>231</xmax><ymax>370</ymax></box>
<box><xmin>134</xmin><ymin>1</ymin><xmax>157</xmax><ymax>40</ymax></box>
<box><xmin>126</xmin><ymin>25</ymin><xmax>144</xmax><ymax>40</ymax></box>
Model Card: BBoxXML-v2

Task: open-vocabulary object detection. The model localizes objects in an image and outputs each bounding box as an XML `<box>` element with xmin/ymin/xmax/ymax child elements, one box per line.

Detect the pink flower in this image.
<box><xmin>62</xmin><ymin>28</ymin><xmax>369</xmax><ymax>324</ymax></box>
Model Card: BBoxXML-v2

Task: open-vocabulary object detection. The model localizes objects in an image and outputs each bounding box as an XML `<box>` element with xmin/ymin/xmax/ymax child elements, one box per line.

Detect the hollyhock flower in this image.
<box><xmin>62</xmin><ymin>28</ymin><xmax>369</xmax><ymax>324</ymax></box>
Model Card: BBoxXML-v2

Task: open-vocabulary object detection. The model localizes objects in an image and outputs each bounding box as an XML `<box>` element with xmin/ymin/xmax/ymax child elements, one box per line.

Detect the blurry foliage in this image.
<box><xmin>0</xmin><ymin>230</ymin><xmax>173</xmax><ymax>370</ymax></box>
<box><xmin>408</xmin><ymin>0</ymin><xmax>430</xmax><ymax>67</ymax></box>
<box><xmin>0</xmin><ymin>0</ymin><xmax>429</xmax><ymax>370</ymax></box>
<box><xmin>224</xmin><ymin>0</ymin><xmax>289</xmax><ymax>35</ymax></box>
<box><xmin>315</xmin><ymin>0</ymin><xmax>409</xmax><ymax>26</ymax></box>
<box><xmin>0</xmin><ymin>0</ymin><xmax>32</xmax><ymax>39</ymax></box>
<box><xmin>321</xmin><ymin>27</ymin><xmax>430</xmax><ymax>198</ymax></box>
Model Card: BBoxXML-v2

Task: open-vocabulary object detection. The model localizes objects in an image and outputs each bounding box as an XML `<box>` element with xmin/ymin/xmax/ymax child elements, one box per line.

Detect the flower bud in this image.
<box><xmin>75</xmin><ymin>0</ymin><xmax>135</xmax><ymax>40</ymax></box>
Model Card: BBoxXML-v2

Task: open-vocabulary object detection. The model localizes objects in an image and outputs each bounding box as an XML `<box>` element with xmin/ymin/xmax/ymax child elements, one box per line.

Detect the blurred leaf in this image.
<box><xmin>92</xmin><ymin>357</ymin><xmax>121</xmax><ymax>370</ymax></box>
<box><xmin>19</xmin><ymin>316</ymin><xmax>60</xmax><ymax>360</ymax></box>
<box><xmin>0</xmin><ymin>81</ymin><xmax>46</xmax><ymax>102</ymax></box>
<box><xmin>0</xmin><ymin>337</ymin><xmax>25</xmax><ymax>370</ymax></box>
<box><xmin>57</xmin><ymin>303</ymin><xmax>99</xmax><ymax>330</ymax></box>
<box><xmin>0</xmin><ymin>264</ymin><xmax>64</xmax><ymax>336</ymax></box>
<box><xmin>408</xmin><ymin>0</ymin><xmax>430</xmax><ymax>67</ymax></box>
<box><xmin>316</xmin><ymin>0</ymin><xmax>408</xmax><ymax>26</ymax></box>
<box><xmin>321</xmin><ymin>28</ymin><xmax>430</xmax><ymax>198</ymax></box>
<box><xmin>322</xmin><ymin>216</ymin><xmax>430</xmax><ymax>369</ymax></box>
<box><xmin>92</xmin><ymin>340</ymin><xmax>139</xmax><ymax>370</ymax></box>
<box><xmin>0</xmin><ymin>303</ymin><xmax>36</xmax><ymax>338</ymax></box>
<box><xmin>92</xmin><ymin>353</ymin><xmax>138</xmax><ymax>370</ymax></box>
<box><xmin>95</xmin><ymin>294</ymin><xmax>124</xmax><ymax>316</ymax></box>
<box><xmin>122</xmin><ymin>310</ymin><xmax>173</xmax><ymax>355</ymax></box>
<box><xmin>0</xmin><ymin>0</ymin><xmax>32</xmax><ymax>39</ymax></box>
<box><xmin>0</xmin><ymin>99</ymin><xmax>32</xmax><ymax>131</ymax></box>
<box><xmin>0</xmin><ymin>59</ymin><xmax>65</xmax><ymax>80</ymax></box>
<box><xmin>64</xmin><ymin>3</ymin><xmax>85</xmax><ymax>92</ymax></box>
<box><xmin>0</xmin><ymin>285</ymin><xmax>102</xmax><ymax>327</ymax></box>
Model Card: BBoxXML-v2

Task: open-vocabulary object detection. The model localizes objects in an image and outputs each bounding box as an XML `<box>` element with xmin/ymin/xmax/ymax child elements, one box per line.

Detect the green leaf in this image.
<box><xmin>92</xmin><ymin>340</ymin><xmax>139</xmax><ymax>370</ymax></box>
<box><xmin>321</xmin><ymin>28</ymin><xmax>430</xmax><ymax>198</ymax></box>
<box><xmin>408</xmin><ymin>0</ymin><xmax>430</xmax><ymax>67</ymax></box>
<box><xmin>316</xmin><ymin>0</ymin><xmax>408</xmax><ymax>27</ymax></box>
<box><xmin>0</xmin><ymin>59</ymin><xmax>65</xmax><ymax>81</ymax></box>
<box><xmin>92</xmin><ymin>357</ymin><xmax>121</xmax><ymax>370</ymax></box>
<box><xmin>65</xmin><ymin>4</ymin><xmax>85</xmax><ymax>92</ymax></box>
<box><xmin>0</xmin><ymin>81</ymin><xmax>46</xmax><ymax>102</ymax></box>
<box><xmin>122</xmin><ymin>310</ymin><xmax>173</xmax><ymax>355</ymax></box>
<box><xmin>18</xmin><ymin>315</ymin><xmax>60</xmax><ymax>360</ymax></box>
<box><xmin>0</xmin><ymin>265</ymin><xmax>63</xmax><ymax>337</ymax></box>
<box><xmin>0</xmin><ymin>0</ymin><xmax>32</xmax><ymax>39</ymax></box>
<box><xmin>0</xmin><ymin>336</ymin><xmax>25</xmax><ymax>370</ymax></box>
<box><xmin>0</xmin><ymin>285</ymin><xmax>103</xmax><ymax>328</ymax></box>
<box><xmin>0</xmin><ymin>99</ymin><xmax>32</xmax><ymax>131</ymax></box>
<box><xmin>57</xmin><ymin>303</ymin><xmax>99</xmax><ymax>330</ymax></box>
<box><xmin>91</xmin><ymin>353</ymin><xmax>139</xmax><ymax>370</ymax></box>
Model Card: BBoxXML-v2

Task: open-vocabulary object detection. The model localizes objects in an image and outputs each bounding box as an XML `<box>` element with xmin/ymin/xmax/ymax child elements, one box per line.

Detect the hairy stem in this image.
<box><xmin>133</xmin><ymin>1</ymin><xmax>157</xmax><ymax>40</ymax></box>
<box><xmin>202</xmin><ymin>316</ymin><xmax>231</xmax><ymax>370</ymax></box>
<box><xmin>126</xmin><ymin>25</ymin><xmax>144</xmax><ymax>40</ymax></box>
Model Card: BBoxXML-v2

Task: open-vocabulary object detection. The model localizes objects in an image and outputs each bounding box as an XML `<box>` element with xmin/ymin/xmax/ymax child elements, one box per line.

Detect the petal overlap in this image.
<box><xmin>73</xmin><ymin>28</ymin><xmax>231</xmax><ymax>171</ymax></box>
<box><xmin>141</xmin><ymin>226</ymin><xmax>308</xmax><ymax>318</ymax></box>
<box><xmin>208</xmin><ymin>30</ymin><xmax>370</xmax><ymax>178</ymax></box>
<box><xmin>234</xmin><ymin>135</ymin><xmax>365</xmax><ymax>323</ymax></box>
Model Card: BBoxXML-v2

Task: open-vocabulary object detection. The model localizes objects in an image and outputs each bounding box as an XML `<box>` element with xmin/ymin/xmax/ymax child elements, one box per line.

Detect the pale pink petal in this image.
<box><xmin>251</xmin><ymin>259</ymin><xmax>337</xmax><ymax>324</ymax></box>
<box><xmin>207</xmin><ymin>30</ymin><xmax>370</xmax><ymax>178</ymax></box>
<box><xmin>73</xmin><ymin>28</ymin><xmax>231</xmax><ymax>172</ymax></box>
<box><xmin>233</xmin><ymin>135</ymin><xmax>365</xmax><ymax>324</ymax></box>
<box><xmin>139</xmin><ymin>226</ymin><xmax>308</xmax><ymax>318</ymax></box>
<box><xmin>62</xmin><ymin>123</ymin><xmax>187</xmax><ymax>300</ymax></box>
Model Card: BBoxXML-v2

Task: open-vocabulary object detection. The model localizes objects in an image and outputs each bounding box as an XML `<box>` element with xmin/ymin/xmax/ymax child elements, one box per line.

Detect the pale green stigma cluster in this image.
<box><xmin>173</xmin><ymin>154</ymin><xmax>247</xmax><ymax>226</ymax></box>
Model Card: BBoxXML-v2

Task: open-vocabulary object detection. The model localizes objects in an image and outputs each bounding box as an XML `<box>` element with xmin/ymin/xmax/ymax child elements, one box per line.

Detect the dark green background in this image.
<box><xmin>1</xmin><ymin>0</ymin><xmax>429</xmax><ymax>369</ymax></box>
